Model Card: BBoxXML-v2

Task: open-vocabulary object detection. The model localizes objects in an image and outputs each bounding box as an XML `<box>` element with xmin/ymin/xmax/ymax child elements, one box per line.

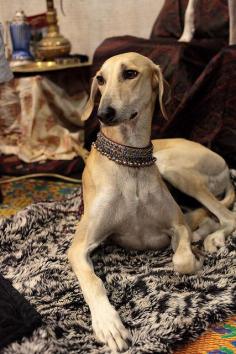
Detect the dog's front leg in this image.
<box><xmin>229</xmin><ymin>0</ymin><xmax>236</xmax><ymax>45</ymax></box>
<box><xmin>172</xmin><ymin>224</ymin><xmax>203</xmax><ymax>274</ymax></box>
<box><xmin>68</xmin><ymin>214</ymin><xmax>131</xmax><ymax>353</ymax></box>
<box><xmin>179</xmin><ymin>0</ymin><xmax>199</xmax><ymax>42</ymax></box>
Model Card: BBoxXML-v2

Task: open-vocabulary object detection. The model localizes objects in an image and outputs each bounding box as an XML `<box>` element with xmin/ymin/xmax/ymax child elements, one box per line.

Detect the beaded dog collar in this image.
<box><xmin>92</xmin><ymin>132</ymin><xmax>156</xmax><ymax>167</ymax></box>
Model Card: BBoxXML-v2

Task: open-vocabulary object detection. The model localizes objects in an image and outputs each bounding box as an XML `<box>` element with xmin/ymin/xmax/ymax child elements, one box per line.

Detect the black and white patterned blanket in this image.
<box><xmin>0</xmin><ymin>187</ymin><xmax>236</xmax><ymax>354</ymax></box>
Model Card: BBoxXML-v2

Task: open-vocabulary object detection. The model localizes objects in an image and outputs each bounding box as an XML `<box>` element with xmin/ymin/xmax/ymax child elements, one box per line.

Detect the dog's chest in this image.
<box><xmin>111</xmin><ymin>168</ymin><xmax>172</xmax><ymax>249</ymax></box>
<box><xmin>121</xmin><ymin>177</ymin><xmax>157</xmax><ymax>214</ymax></box>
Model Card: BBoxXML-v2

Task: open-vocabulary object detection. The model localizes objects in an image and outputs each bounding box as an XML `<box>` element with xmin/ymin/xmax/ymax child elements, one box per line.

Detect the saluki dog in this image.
<box><xmin>68</xmin><ymin>52</ymin><xmax>236</xmax><ymax>353</ymax></box>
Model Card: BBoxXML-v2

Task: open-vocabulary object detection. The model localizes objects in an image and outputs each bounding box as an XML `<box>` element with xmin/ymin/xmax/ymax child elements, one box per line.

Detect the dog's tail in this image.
<box><xmin>220</xmin><ymin>180</ymin><xmax>235</xmax><ymax>209</ymax></box>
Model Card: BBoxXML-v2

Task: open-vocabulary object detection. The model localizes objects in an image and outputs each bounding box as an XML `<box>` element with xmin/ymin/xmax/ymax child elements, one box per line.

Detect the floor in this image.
<box><xmin>0</xmin><ymin>179</ymin><xmax>235</xmax><ymax>354</ymax></box>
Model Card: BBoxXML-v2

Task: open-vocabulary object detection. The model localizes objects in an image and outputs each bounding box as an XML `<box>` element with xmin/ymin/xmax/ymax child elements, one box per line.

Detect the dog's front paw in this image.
<box><xmin>178</xmin><ymin>33</ymin><xmax>193</xmax><ymax>42</ymax></box>
<box><xmin>204</xmin><ymin>232</ymin><xmax>225</xmax><ymax>253</ymax></box>
<box><xmin>92</xmin><ymin>305</ymin><xmax>132</xmax><ymax>353</ymax></box>
<box><xmin>173</xmin><ymin>250</ymin><xmax>203</xmax><ymax>274</ymax></box>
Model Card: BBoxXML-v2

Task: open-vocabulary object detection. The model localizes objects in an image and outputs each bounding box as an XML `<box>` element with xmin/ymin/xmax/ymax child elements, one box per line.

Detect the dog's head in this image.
<box><xmin>82</xmin><ymin>52</ymin><xmax>168</xmax><ymax>126</ymax></box>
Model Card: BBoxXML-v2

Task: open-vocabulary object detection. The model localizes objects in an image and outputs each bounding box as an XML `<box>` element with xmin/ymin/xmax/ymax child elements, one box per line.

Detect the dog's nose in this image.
<box><xmin>97</xmin><ymin>106</ymin><xmax>116</xmax><ymax>124</ymax></box>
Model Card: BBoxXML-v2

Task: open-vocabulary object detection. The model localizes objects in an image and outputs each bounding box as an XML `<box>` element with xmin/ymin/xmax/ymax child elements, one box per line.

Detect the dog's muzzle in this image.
<box><xmin>97</xmin><ymin>106</ymin><xmax>117</xmax><ymax>125</ymax></box>
<box><xmin>98</xmin><ymin>106</ymin><xmax>138</xmax><ymax>126</ymax></box>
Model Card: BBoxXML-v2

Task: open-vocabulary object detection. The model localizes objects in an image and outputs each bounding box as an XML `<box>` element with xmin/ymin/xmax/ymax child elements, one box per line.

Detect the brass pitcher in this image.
<box><xmin>36</xmin><ymin>0</ymin><xmax>71</xmax><ymax>59</ymax></box>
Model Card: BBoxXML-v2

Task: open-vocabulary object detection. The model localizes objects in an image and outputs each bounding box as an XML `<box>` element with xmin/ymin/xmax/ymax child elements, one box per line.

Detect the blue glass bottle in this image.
<box><xmin>10</xmin><ymin>10</ymin><xmax>33</xmax><ymax>61</ymax></box>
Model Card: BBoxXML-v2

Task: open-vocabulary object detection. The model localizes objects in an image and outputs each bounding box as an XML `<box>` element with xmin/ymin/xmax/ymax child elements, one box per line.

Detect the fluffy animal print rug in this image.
<box><xmin>0</xmin><ymin>186</ymin><xmax>236</xmax><ymax>354</ymax></box>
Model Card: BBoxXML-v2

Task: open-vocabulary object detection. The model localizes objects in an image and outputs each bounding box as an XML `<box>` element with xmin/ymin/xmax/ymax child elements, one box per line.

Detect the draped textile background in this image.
<box><xmin>0</xmin><ymin>77</ymin><xmax>88</xmax><ymax>163</ymax></box>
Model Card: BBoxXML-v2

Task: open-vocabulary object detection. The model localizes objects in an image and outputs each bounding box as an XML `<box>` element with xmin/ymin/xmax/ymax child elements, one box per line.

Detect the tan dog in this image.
<box><xmin>68</xmin><ymin>52</ymin><xmax>235</xmax><ymax>353</ymax></box>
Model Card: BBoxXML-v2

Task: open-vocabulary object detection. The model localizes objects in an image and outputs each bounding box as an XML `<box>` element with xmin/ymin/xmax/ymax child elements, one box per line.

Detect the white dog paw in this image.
<box><xmin>173</xmin><ymin>251</ymin><xmax>203</xmax><ymax>274</ymax></box>
<box><xmin>204</xmin><ymin>232</ymin><xmax>225</xmax><ymax>253</ymax></box>
<box><xmin>92</xmin><ymin>306</ymin><xmax>132</xmax><ymax>353</ymax></box>
<box><xmin>178</xmin><ymin>34</ymin><xmax>193</xmax><ymax>42</ymax></box>
<box><xmin>192</xmin><ymin>230</ymin><xmax>202</xmax><ymax>242</ymax></box>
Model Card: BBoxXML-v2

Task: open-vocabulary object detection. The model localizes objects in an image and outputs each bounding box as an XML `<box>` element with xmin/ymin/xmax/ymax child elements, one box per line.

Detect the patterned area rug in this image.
<box><xmin>0</xmin><ymin>182</ymin><xmax>236</xmax><ymax>353</ymax></box>
<box><xmin>176</xmin><ymin>315</ymin><xmax>236</xmax><ymax>354</ymax></box>
<box><xmin>0</xmin><ymin>179</ymin><xmax>78</xmax><ymax>218</ymax></box>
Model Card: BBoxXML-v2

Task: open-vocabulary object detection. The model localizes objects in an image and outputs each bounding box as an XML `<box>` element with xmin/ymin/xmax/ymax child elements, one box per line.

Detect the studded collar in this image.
<box><xmin>92</xmin><ymin>131</ymin><xmax>156</xmax><ymax>167</ymax></box>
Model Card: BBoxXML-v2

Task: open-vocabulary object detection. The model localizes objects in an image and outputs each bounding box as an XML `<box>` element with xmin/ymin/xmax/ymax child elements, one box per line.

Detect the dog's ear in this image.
<box><xmin>152</xmin><ymin>65</ymin><xmax>169</xmax><ymax>120</ymax></box>
<box><xmin>81</xmin><ymin>76</ymin><xmax>99</xmax><ymax>121</ymax></box>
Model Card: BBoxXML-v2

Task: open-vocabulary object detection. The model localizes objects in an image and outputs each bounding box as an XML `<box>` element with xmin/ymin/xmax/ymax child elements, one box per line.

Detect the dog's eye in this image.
<box><xmin>96</xmin><ymin>75</ymin><xmax>105</xmax><ymax>85</ymax></box>
<box><xmin>123</xmin><ymin>69</ymin><xmax>139</xmax><ymax>80</ymax></box>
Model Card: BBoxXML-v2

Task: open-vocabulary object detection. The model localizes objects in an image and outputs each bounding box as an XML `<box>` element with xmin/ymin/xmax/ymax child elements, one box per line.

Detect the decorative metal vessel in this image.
<box><xmin>36</xmin><ymin>0</ymin><xmax>71</xmax><ymax>59</ymax></box>
<box><xmin>10</xmin><ymin>10</ymin><xmax>33</xmax><ymax>62</ymax></box>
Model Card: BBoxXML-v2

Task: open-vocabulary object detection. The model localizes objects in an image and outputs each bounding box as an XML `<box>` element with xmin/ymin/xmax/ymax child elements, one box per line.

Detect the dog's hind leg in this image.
<box><xmin>184</xmin><ymin>208</ymin><xmax>220</xmax><ymax>241</ymax></box>
<box><xmin>68</xmin><ymin>214</ymin><xmax>131</xmax><ymax>353</ymax></box>
<box><xmin>192</xmin><ymin>185</ymin><xmax>236</xmax><ymax>252</ymax></box>
<box><xmin>163</xmin><ymin>169</ymin><xmax>236</xmax><ymax>252</ymax></box>
<box><xmin>193</xmin><ymin>216</ymin><xmax>220</xmax><ymax>242</ymax></box>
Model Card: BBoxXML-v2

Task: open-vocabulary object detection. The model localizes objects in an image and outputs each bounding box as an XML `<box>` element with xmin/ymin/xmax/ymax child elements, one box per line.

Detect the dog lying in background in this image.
<box><xmin>68</xmin><ymin>52</ymin><xmax>236</xmax><ymax>352</ymax></box>
<box><xmin>153</xmin><ymin>138</ymin><xmax>235</xmax><ymax>251</ymax></box>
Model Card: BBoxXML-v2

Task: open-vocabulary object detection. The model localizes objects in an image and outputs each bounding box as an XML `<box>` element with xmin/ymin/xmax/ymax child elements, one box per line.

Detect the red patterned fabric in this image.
<box><xmin>0</xmin><ymin>75</ymin><xmax>87</xmax><ymax>182</ymax></box>
<box><xmin>0</xmin><ymin>77</ymin><xmax>87</xmax><ymax>163</ymax></box>
<box><xmin>161</xmin><ymin>46</ymin><xmax>236</xmax><ymax>167</ymax></box>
